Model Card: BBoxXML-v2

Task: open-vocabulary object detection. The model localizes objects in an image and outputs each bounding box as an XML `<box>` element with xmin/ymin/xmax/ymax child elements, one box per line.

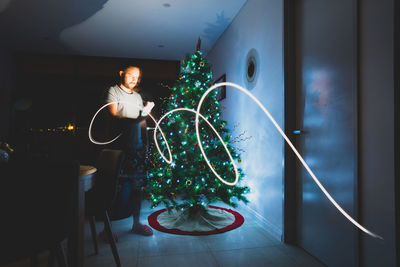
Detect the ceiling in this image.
<box><xmin>0</xmin><ymin>0</ymin><xmax>247</xmax><ymax>60</ymax></box>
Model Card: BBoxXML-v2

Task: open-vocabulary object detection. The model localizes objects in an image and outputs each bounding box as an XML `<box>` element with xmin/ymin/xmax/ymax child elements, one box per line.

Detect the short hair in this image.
<box><xmin>120</xmin><ymin>65</ymin><xmax>142</xmax><ymax>86</ymax></box>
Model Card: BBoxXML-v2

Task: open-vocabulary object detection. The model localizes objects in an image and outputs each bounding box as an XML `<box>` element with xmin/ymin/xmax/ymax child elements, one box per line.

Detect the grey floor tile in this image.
<box><xmin>212</xmin><ymin>246</ymin><xmax>299</xmax><ymax>267</ymax></box>
<box><xmin>200</xmin><ymin>226</ymin><xmax>279</xmax><ymax>251</ymax></box>
<box><xmin>138</xmin><ymin>234</ymin><xmax>209</xmax><ymax>256</ymax></box>
<box><xmin>137</xmin><ymin>252</ymin><xmax>218</xmax><ymax>267</ymax></box>
<box><xmin>279</xmin><ymin>244</ymin><xmax>326</xmax><ymax>267</ymax></box>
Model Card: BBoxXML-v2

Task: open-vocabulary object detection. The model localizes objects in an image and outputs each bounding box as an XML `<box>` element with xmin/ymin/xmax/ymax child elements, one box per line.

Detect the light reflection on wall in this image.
<box><xmin>205</xmin><ymin>0</ymin><xmax>285</xmax><ymax>239</ymax></box>
<box><xmin>309</xmin><ymin>69</ymin><xmax>330</xmax><ymax>115</ymax></box>
<box><xmin>0</xmin><ymin>0</ymin><xmax>12</xmax><ymax>13</ymax></box>
<box><xmin>300</xmin><ymin>61</ymin><xmax>357</xmax><ymax>244</ymax></box>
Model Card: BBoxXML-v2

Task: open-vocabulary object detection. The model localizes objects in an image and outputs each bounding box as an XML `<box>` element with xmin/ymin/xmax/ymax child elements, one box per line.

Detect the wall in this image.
<box><xmin>207</xmin><ymin>0</ymin><xmax>284</xmax><ymax>239</ymax></box>
<box><xmin>0</xmin><ymin>46</ymin><xmax>15</xmax><ymax>140</ymax></box>
<box><xmin>359</xmin><ymin>0</ymin><xmax>397</xmax><ymax>265</ymax></box>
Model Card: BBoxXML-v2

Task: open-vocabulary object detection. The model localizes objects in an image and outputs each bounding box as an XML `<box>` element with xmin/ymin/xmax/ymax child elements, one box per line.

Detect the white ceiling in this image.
<box><xmin>0</xmin><ymin>0</ymin><xmax>246</xmax><ymax>60</ymax></box>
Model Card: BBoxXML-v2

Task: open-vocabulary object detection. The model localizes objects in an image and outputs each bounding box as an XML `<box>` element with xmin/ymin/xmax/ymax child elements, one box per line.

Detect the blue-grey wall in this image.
<box><xmin>207</xmin><ymin>0</ymin><xmax>284</xmax><ymax>239</ymax></box>
<box><xmin>360</xmin><ymin>0</ymin><xmax>396</xmax><ymax>265</ymax></box>
<box><xmin>0</xmin><ymin>47</ymin><xmax>15</xmax><ymax>140</ymax></box>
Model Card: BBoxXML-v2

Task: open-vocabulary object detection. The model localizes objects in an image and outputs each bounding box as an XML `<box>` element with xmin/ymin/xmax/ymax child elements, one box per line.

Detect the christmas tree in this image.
<box><xmin>147</xmin><ymin>44</ymin><xmax>249</xmax><ymax>217</ymax></box>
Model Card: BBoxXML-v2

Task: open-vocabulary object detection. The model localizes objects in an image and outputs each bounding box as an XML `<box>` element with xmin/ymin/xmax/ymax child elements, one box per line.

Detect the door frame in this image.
<box><xmin>394</xmin><ymin>0</ymin><xmax>400</xmax><ymax>264</ymax></box>
<box><xmin>282</xmin><ymin>1</ymin><xmax>361</xmax><ymax>266</ymax></box>
<box><xmin>282</xmin><ymin>0</ymin><xmax>297</xmax><ymax>245</ymax></box>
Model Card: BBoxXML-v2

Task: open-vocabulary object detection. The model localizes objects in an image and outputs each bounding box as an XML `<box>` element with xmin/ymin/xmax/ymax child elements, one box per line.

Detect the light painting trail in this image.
<box><xmin>88</xmin><ymin>82</ymin><xmax>382</xmax><ymax>239</ymax></box>
<box><xmin>88</xmin><ymin>102</ymin><xmax>238</xmax><ymax>185</ymax></box>
<box><xmin>151</xmin><ymin>107</ymin><xmax>239</xmax><ymax>186</ymax></box>
<box><xmin>88</xmin><ymin>101</ymin><xmax>122</xmax><ymax>145</ymax></box>
<box><xmin>195</xmin><ymin>82</ymin><xmax>382</xmax><ymax>240</ymax></box>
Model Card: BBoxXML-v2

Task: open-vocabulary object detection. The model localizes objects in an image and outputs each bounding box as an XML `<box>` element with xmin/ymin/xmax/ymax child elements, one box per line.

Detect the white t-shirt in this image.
<box><xmin>106</xmin><ymin>85</ymin><xmax>144</xmax><ymax>119</ymax></box>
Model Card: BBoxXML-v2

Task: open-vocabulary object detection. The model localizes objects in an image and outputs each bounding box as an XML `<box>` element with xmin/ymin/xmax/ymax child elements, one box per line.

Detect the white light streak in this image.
<box><xmin>196</xmin><ymin>82</ymin><xmax>382</xmax><ymax>239</ymax></box>
<box><xmin>88</xmin><ymin>82</ymin><xmax>381</xmax><ymax>239</ymax></box>
<box><xmin>151</xmin><ymin>107</ymin><xmax>238</xmax><ymax>186</ymax></box>
<box><xmin>88</xmin><ymin>101</ymin><xmax>122</xmax><ymax>145</ymax></box>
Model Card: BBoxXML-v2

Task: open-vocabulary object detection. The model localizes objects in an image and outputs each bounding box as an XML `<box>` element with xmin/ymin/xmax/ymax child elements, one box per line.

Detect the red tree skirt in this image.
<box><xmin>148</xmin><ymin>205</ymin><xmax>244</xmax><ymax>236</ymax></box>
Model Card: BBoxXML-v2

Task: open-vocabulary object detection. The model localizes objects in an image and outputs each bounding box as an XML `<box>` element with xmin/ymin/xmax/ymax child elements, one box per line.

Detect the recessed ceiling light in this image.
<box><xmin>163</xmin><ymin>3</ymin><xmax>171</xmax><ymax>7</ymax></box>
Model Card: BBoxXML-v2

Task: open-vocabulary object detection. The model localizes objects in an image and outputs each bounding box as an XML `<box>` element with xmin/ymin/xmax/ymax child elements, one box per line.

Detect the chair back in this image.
<box><xmin>86</xmin><ymin>149</ymin><xmax>124</xmax><ymax>215</ymax></box>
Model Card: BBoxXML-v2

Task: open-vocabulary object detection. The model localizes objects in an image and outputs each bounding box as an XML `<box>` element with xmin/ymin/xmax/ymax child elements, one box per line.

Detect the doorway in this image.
<box><xmin>283</xmin><ymin>0</ymin><xmax>359</xmax><ymax>266</ymax></box>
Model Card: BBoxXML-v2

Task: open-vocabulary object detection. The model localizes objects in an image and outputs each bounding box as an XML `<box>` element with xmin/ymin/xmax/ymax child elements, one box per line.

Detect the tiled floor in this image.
<box><xmin>84</xmin><ymin>201</ymin><xmax>326</xmax><ymax>267</ymax></box>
